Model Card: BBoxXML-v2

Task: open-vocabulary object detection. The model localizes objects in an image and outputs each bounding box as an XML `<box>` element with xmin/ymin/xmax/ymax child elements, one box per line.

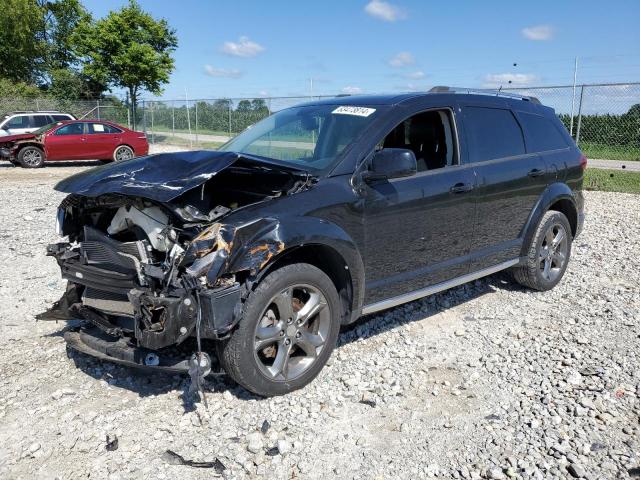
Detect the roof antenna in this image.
<box><xmin>497</xmin><ymin>85</ymin><xmax>503</xmax><ymax>95</ymax></box>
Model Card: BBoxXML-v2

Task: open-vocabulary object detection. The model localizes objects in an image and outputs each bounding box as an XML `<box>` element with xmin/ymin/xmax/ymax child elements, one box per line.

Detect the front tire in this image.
<box><xmin>113</xmin><ymin>145</ymin><xmax>134</xmax><ymax>161</ymax></box>
<box><xmin>217</xmin><ymin>263</ymin><xmax>341</xmax><ymax>396</ymax></box>
<box><xmin>513</xmin><ymin>210</ymin><xmax>572</xmax><ymax>291</ymax></box>
<box><xmin>18</xmin><ymin>146</ymin><xmax>45</xmax><ymax>168</ymax></box>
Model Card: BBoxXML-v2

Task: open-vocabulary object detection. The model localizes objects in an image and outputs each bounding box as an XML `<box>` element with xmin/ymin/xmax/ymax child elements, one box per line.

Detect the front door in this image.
<box><xmin>45</xmin><ymin>122</ymin><xmax>87</xmax><ymax>160</ymax></box>
<box><xmin>362</xmin><ymin>107</ymin><xmax>477</xmax><ymax>305</ymax></box>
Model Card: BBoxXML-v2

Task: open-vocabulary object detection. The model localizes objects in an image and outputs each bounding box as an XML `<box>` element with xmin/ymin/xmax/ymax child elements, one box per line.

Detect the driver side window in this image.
<box><xmin>376</xmin><ymin>109</ymin><xmax>457</xmax><ymax>172</ymax></box>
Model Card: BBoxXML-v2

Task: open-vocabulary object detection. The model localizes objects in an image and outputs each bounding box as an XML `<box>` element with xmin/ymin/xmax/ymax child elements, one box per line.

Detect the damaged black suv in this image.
<box><xmin>42</xmin><ymin>87</ymin><xmax>585</xmax><ymax>396</ymax></box>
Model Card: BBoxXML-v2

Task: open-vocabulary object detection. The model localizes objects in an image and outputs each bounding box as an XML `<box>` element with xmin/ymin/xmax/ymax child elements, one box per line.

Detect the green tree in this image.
<box><xmin>42</xmin><ymin>0</ymin><xmax>92</xmax><ymax>70</ymax></box>
<box><xmin>75</xmin><ymin>0</ymin><xmax>178</xmax><ymax>123</ymax></box>
<box><xmin>0</xmin><ymin>0</ymin><xmax>46</xmax><ymax>83</ymax></box>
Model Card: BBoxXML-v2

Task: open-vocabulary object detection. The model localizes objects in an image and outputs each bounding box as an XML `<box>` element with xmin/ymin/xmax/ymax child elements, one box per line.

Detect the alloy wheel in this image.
<box><xmin>115</xmin><ymin>146</ymin><xmax>133</xmax><ymax>161</ymax></box>
<box><xmin>22</xmin><ymin>149</ymin><xmax>42</xmax><ymax>167</ymax></box>
<box><xmin>539</xmin><ymin>222</ymin><xmax>568</xmax><ymax>282</ymax></box>
<box><xmin>253</xmin><ymin>284</ymin><xmax>330</xmax><ymax>381</ymax></box>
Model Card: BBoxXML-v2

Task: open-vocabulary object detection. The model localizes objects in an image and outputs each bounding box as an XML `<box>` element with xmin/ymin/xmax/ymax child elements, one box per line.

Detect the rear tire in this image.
<box><xmin>113</xmin><ymin>145</ymin><xmax>134</xmax><ymax>161</ymax></box>
<box><xmin>216</xmin><ymin>263</ymin><xmax>341</xmax><ymax>396</ymax></box>
<box><xmin>513</xmin><ymin>210</ymin><xmax>572</xmax><ymax>291</ymax></box>
<box><xmin>18</xmin><ymin>146</ymin><xmax>45</xmax><ymax>168</ymax></box>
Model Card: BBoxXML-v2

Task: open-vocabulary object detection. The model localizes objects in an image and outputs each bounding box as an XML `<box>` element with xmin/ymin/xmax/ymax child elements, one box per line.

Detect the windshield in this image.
<box><xmin>220</xmin><ymin>104</ymin><xmax>378</xmax><ymax>173</ymax></box>
<box><xmin>33</xmin><ymin>122</ymin><xmax>57</xmax><ymax>135</ymax></box>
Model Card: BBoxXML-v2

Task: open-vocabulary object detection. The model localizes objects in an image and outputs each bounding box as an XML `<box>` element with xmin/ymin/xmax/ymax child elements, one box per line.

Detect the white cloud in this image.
<box><xmin>388</xmin><ymin>52</ymin><xmax>414</xmax><ymax>67</ymax></box>
<box><xmin>257</xmin><ymin>90</ymin><xmax>269</xmax><ymax>97</ymax></box>
<box><xmin>204</xmin><ymin>65</ymin><xmax>243</xmax><ymax>79</ymax></box>
<box><xmin>341</xmin><ymin>86</ymin><xmax>363</xmax><ymax>94</ymax></box>
<box><xmin>364</xmin><ymin>0</ymin><xmax>406</xmax><ymax>22</ymax></box>
<box><xmin>221</xmin><ymin>36</ymin><xmax>265</xmax><ymax>57</ymax></box>
<box><xmin>405</xmin><ymin>70</ymin><xmax>425</xmax><ymax>79</ymax></box>
<box><xmin>482</xmin><ymin>73</ymin><xmax>538</xmax><ymax>88</ymax></box>
<box><xmin>521</xmin><ymin>25</ymin><xmax>554</xmax><ymax>41</ymax></box>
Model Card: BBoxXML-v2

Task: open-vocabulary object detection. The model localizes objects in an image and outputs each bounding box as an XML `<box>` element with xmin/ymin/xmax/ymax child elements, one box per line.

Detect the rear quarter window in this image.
<box><xmin>52</xmin><ymin>114</ymin><xmax>73</xmax><ymax>121</ymax></box>
<box><xmin>463</xmin><ymin>106</ymin><xmax>525</xmax><ymax>162</ymax></box>
<box><xmin>517</xmin><ymin>112</ymin><xmax>569</xmax><ymax>152</ymax></box>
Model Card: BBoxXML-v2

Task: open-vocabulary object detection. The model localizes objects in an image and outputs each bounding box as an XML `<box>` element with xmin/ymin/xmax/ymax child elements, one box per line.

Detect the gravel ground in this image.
<box><xmin>0</xmin><ymin>163</ymin><xmax>638</xmax><ymax>480</ymax></box>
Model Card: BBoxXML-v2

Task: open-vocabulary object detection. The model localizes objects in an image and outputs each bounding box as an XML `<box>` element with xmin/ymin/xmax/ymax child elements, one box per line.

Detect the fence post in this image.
<box><xmin>172</xmin><ymin>100</ymin><xmax>175</xmax><ymax>140</ymax></box>
<box><xmin>142</xmin><ymin>100</ymin><xmax>146</xmax><ymax>136</ymax></box>
<box><xmin>195</xmin><ymin>101</ymin><xmax>199</xmax><ymax>146</ymax></box>
<box><xmin>97</xmin><ymin>100</ymin><xmax>101</xmax><ymax>120</ymax></box>
<box><xmin>150</xmin><ymin>102</ymin><xmax>155</xmax><ymax>145</ymax></box>
<box><xmin>127</xmin><ymin>106</ymin><xmax>131</xmax><ymax>129</ymax></box>
<box><xmin>575</xmin><ymin>85</ymin><xmax>585</xmax><ymax>146</ymax></box>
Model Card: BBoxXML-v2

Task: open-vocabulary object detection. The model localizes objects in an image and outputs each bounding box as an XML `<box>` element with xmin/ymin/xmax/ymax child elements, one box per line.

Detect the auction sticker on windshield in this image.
<box><xmin>332</xmin><ymin>106</ymin><xmax>376</xmax><ymax>117</ymax></box>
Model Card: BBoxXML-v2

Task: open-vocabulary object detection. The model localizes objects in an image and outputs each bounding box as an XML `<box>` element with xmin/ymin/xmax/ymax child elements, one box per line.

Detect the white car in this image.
<box><xmin>0</xmin><ymin>111</ymin><xmax>75</xmax><ymax>136</ymax></box>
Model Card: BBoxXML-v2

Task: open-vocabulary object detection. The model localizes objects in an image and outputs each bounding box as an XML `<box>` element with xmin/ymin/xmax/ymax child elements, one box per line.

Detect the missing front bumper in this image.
<box><xmin>64</xmin><ymin>326</ymin><xmax>224</xmax><ymax>375</ymax></box>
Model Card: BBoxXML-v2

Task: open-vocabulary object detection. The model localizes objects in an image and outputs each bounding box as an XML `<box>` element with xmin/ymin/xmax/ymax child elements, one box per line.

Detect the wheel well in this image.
<box><xmin>548</xmin><ymin>198</ymin><xmax>577</xmax><ymax>236</ymax></box>
<box><xmin>17</xmin><ymin>143</ymin><xmax>44</xmax><ymax>154</ymax></box>
<box><xmin>261</xmin><ymin>244</ymin><xmax>354</xmax><ymax>324</ymax></box>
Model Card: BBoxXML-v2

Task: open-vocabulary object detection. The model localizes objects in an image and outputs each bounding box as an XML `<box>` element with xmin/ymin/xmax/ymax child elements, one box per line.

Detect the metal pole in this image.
<box><xmin>172</xmin><ymin>100</ymin><xmax>175</xmax><ymax>140</ymax></box>
<box><xmin>150</xmin><ymin>102</ymin><xmax>155</xmax><ymax>145</ymax></box>
<box><xmin>142</xmin><ymin>100</ymin><xmax>146</xmax><ymax>135</ymax></box>
<box><xmin>185</xmin><ymin>89</ymin><xmax>193</xmax><ymax>149</ymax></box>
<box><xmin>127</xmin><ymin>106</ymin><xmax>131</xmax><ymax>129</ymax></box>
<box><xmin>569</xmin><ymin>57</ymin><xmax>578</xmax><ymax>137</ymax></box>
<box><xmin>97</xmin><ymin>100</ymin><xmax>100</xmax><ymax>120</ymax></box>
<box><xmin>575</xmin><ymin>85</ymin><xmax>585</xmax><ymax>146</ymax></box>
<box><xmin>195</xmin><ymin>101</ymin><xmax>199</xmax><ymax>146</ymax></box>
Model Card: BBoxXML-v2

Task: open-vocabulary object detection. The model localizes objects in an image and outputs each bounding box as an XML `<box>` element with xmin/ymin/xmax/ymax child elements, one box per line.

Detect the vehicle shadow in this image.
<box><xmin>50</xmin><ymin>270</ymin><xmax>527</xmax><ymax>409</ymax></box>
<box><xmin>0</xmin><ymin>160</ymin><xmax>104</xmax><ymax>169</ymax></box>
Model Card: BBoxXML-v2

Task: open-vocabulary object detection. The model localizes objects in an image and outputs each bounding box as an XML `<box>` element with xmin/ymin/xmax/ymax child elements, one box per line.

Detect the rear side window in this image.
<box><xmin>32</xmin><ymin>115</ymin><xmax>51</xmax><ymax>127</ymax></box>
<box><xmin>55</xmin><ymin>123</ymin><xmax>84</xmax><ymax>135</ymax></box>
<box><xmin>463</xmin><ymin>106</ymin><xmax>525</xmax><ymax>162</ymax></box>
<box><xmin>88</xmin><ymin>123</ymin><xmax>121</xmax><ymax>134</ymax></box>
<box><xmin>518</xmin><ymin>112</ymin><xmax>569</xmax><ymax>152</ymax></box>
<box><xmin>52</xmin><ymin>114</ymin><xmax>72</xmax><ymax>121</ymax></box>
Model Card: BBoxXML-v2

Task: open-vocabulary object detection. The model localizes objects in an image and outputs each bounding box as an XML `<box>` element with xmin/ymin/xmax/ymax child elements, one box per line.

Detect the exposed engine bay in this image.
<box><xmin>39</xmin><ymin>153</ymin><xmax>313</xmax><ymax>366</ymax></box>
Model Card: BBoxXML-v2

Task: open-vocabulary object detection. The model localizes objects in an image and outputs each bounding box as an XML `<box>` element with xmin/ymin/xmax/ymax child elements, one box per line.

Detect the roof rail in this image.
<box><xmin>6</xmin><ymin>110</ymin><xmax>64</xmax><ymax>114</ymax></box>
<box><xmin>428</xmin><ymin>86</ymin><xmax>541</xmax><ymax>104</ymax></box>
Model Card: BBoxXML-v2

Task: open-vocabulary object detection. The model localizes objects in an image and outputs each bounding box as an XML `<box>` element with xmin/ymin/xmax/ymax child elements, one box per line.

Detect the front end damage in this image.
<box><xmin>39</xmin><ymin>152</ymin><xmax>311</xmax><ymax>378</ymax></box>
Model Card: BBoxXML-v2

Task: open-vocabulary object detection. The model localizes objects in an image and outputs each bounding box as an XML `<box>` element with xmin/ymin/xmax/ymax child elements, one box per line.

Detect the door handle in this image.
<box><xmin>449</xmin><ymin>182</ymin><xmax>474</xmax><ymax>194</ymax></box>
<box><xmin>527</xmin><ymin>168</ymin><xmax>545</xmax><ymax>178</ymax></box>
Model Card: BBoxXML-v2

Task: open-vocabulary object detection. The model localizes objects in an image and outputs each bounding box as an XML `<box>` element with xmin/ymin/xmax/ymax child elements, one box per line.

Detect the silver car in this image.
<box><xmin>0</xmin><ymin>111</ymin><xmax>75</xmax><ymax>136</ymax></box>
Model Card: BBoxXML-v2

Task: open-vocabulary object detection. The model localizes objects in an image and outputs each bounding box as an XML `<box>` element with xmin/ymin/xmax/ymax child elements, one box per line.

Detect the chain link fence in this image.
<box><xmin>1</xmin><ymin>83</ymin><xmax>638</xmax><ymax>161</ymax></box>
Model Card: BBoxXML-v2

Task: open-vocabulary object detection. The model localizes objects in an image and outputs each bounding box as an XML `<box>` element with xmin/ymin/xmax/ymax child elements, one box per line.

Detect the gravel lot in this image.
<box><xmin>0</xmin><ymin>162</ymin><xmax>638</xmax><ymax>480</ymax></box>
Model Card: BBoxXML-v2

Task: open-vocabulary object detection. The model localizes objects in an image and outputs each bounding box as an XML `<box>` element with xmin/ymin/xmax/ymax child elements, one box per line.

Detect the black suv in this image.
<box><xmin>42</xmin><ymin>88</ymin><xmax>585</xmax><ymax>396</ymax></box>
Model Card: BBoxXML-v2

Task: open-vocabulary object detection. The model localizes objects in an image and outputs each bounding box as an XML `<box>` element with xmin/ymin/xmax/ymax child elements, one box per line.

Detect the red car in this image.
<box><xmin>0</xmin><ymin>120</ymin><xmax>149</xmax><ymax>168</ymax></box>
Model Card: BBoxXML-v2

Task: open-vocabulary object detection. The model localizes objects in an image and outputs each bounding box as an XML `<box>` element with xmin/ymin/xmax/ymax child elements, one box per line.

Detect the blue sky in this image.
<box><xmin>83</xmin><ymin>0</ymin><xmax>640</xmax><ymax>100</ymax></box>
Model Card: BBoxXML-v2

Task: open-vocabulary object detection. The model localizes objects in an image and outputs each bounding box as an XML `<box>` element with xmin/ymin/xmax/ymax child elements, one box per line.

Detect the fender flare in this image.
<box><xmin>222</xmin><ymin>216</ymin><xmax>365</xmax><ymax>321</ymax></box>
<box><xmin>519</xmin><ymin>182</ymin><xmax>577</xmax><ymax>257</ymax></box>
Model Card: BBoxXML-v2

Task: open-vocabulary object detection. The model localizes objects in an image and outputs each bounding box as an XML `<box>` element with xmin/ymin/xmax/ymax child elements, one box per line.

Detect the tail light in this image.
<box><xmin>579</xmin><ymin>154</ymin><xmax>587</xmax><ymax>171</ymax></box>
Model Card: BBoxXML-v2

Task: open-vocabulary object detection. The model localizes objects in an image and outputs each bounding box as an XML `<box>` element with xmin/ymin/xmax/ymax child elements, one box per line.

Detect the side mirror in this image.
<box><xmin>362</xmin><ymin>148</ymin><xmax>417</xmax><ymax>182</ymax></box>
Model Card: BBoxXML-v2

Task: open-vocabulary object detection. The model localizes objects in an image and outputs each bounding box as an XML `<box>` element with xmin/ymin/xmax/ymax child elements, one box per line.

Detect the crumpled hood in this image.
<box><xmin>55</xmin><ymin>150</ymin><xmax>242</xmax><ymax>202</ymax></box>
<box><xmin>0</xmin><ymin>133</ymin><xmax>37</xmax><ymax>143</ymax></box>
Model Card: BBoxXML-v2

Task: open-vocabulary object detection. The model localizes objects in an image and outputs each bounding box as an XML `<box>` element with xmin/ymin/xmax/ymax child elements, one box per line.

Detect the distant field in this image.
<box><xmin>579</xmin><ymin>142</ymin><xmax>640</xmax><ymax>162</ymax></box>
<box><xmin>584</xmin><ymin>168</ymin><xmax>640</xmax><ymax>194</ymax></box>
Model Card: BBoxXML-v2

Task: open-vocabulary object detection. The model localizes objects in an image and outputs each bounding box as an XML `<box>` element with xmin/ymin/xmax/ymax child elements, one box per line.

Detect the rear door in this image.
<box><xmin>460</xmin><ymin>102</ymin><xmax>548</xmax><ymax>271</ymax></box>
<box><xmin>84</xmin><ymin>123</ymin><xmax>122</xmax><ymax>159</ymax></box>
<box><xmin>44</xmin><ymin>122</ymin><xmax>86</xmax><ymax>160</ymax></box>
